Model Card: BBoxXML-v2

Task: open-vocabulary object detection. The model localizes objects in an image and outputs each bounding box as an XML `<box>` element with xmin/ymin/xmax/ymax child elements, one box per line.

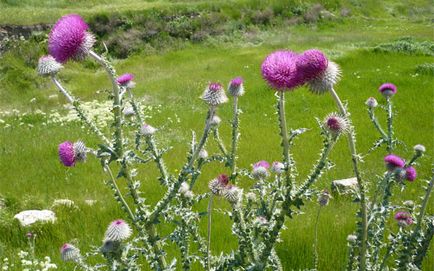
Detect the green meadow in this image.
<box><xmin>0</xmin><ymin>0</ymin><xmax>433</xmax><ymax>270</ymax></box>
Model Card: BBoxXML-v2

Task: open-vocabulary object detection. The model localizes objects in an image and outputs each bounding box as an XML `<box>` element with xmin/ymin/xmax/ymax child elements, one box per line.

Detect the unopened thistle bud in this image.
<box><xmin>60</xmin><ymin>243</ymin><xmax>81</xmax><ymax>262</ymax></box>
<box><xmin>228</xmin><ymin>77</ymin><xmax>245</xmax><ymax>97</ymax></box>
<box><xmin>346</xmin><ymin>235</ymin><xmax>357</xmax><ymax>243</ymax></box>
<box><xmin>323</xmin><ymin>113</ymin><xmax>349</xmax><ymax>136</ymax></box>
<box><xmin>223</xmin><ymin>185</ymin><xmax>243</xmax><ymax>205</ymax></box>
<box><xmin>403</xmin><ymin>200</ymin><xmax>414</xmax><ymax>208</ymax></box>
<box><xmin>123</xmin><ymin>106</ymin><xmax>135</xmax><ymax>117</ymax></box>
<box><xmin>307</xmin><ymin>61</ymin><xmax>341</xmax><ymax>94</ymax></box>
<box><xmin>404</xmin><ymin>166</ymin><xmax>417</xmax><ymax>182</ymax></box>
<box><xmin>378</xmin><ymin>83</ymin><xmax>397</xmax><ymax>98</ymax></box>
<box><xmin>365</xmin><ymin>97</ymin><xmax>378</xmax><ymax>108</ymax></box>
<box><xmin>58</xmin><ymin>140</ymin><xmax>87</xmax><ymax>167</ymax></box>
<box><xmin>201</xmin><ymin>83</ymin><xmax>228</xmax><ymax>106</ymax></box>
<box><xmin>252</xmin><ymin>160</ymin><xmax>270</xmax><ymax>180</ymax></box>
<box><xmin>140</xmin><ymin>124</ymin><xmax>157</xmax><ymax>136</ymax></box>
<box><xmin>394</xmin><ymin>211</ymin><xmax>413</xmax><ymax>227</ymax></box>
<box><xmin>413</xmin><ymin>144</ymin><xmax>426</xmax><ymax>155</ymax></box>
<box><xmin>37</xmin><ymin>55</ymin><xmax>63</xmax><ymax>76</ymax></box>
<box><xmin>104</xmin><ymin>219</ymin><xmax>132</xmax><ymax>242</ymax></box>
<box><xmin>318</xmin><ymin>189</ymin><xmax>331</xmax><ymax>206</ymax></box>
<box><xmin>199</xmin><ymin>149</ymin><xmax>208</xmax><ymax>159</ymax></box>
<box><xmin>179</xmin><ymin>182</ymin><xmax>190</xmax><ymax>195</ymax></box>
<box><xmin>271</xmin><ymin>161</ymin><xmax>285</xmax><ymax>174</ymax></box>
<box><xmin>208</xmin><ymin>174</ymin><xmax>229</xmax><ymax>195</ymax></box>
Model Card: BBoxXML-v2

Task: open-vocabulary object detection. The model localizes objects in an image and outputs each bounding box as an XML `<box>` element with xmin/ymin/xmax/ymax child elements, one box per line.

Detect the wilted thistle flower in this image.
<box><xmin>365</xmin><ymin>97</ymin><xmax>378</xmax><ymax>108</ymax></box>
<box><xmin>60</xmin><ymin>243</ymin><xmax>81</xmax><ymax>262</ymax></box>
<box><xmin>58</xmin><ymin>140</ymin><xmax>87</xmax><ymax>167</ymax></box>
<box><xmin>405</xmin><ymin>166</ymin><xmax>417</xmax><ymax>182</ymax></box>
<box><xmin>104</xmin><ymin>219</ymin><xmax>132</xmax><ymax>242</ymax></box>
<box><xmin>222</xmin><ymin>185</ymin><xmax>243</xmax><ymax>205</ymax></box>
<box><xmin>413</xmin><ymin>144</ymin><xmax>426</xmax><ymax>155</ymax></box>
<box><xmin>346</xmin><ymin>234</ymin><xmax>357</xmax><ymax>243</ymax></box>
<box><xmin>271</xmin><ymin>161</ymin><xmax>285</xmax><ymax>174</ymax></box>
<box><xmin>37</xmin><ymin>55</ymin><xmax>63</xmax><ymax>76</ymax></box>
<box><xmin>394</xmin><ymin>211</ymin><xmax>413</xmax><ymax>227</ymax></box>
<box><xmin>378</xmin><ymin>83</ymin><xmax>397</xmax><ymax>98</ymax></box>
<box><xmin>123</xmin><ymin>106</ymin><xmax>135</xmax><ymax>117</ymax></box>
<box><xmin>307</xmin><ymin>61</ymin><xmax>341</xmax><ymax>94</ymax></box>
<box><xmin>199</xmin><ymin>149</ymin><xmax>208</xmax><ymax>159</ymax></box>
<box><xmin>323</xmin><ymin>113</ymin><xmax>349</xmax><ymax>136</ymax></box>
<box><xmin>318</xmin><ymin>189</ymin><xmax>331</xmax><ymax>206</ymax></box>
<box><xmin>228</xmin><ymin>77</ymin><xmax>245</xmax><ymax>96</ymax></box>
<box><xmin>48</xmin><ymin>14</ymin><xmax>95</xmax><ymax>63</ymax></box>
<box><xmin>140</xmin><ymin>124</ymin><xmax>157</xmax><ymax>136</ymax></box>
<box><xmin>296</xmin><ymin>49</ymin><xmax>328</xmax><ymax>83</ymax></box>
<box><xmin>261</xmin><ymin>50</ymin><xmax>303</xmax><ymax>91</ymax></box>
<box><xmin>252</xmin><ymin>160</ymin><xmax>270</xmax><ymax>180</ymax></box>
<box><xmin>384</xmin><ymin>154</ymin><xmax>405</xmax><ymax>171</ymax></box>
<box><xmin>208</xmin><ymin>174</ymin><xmax>229</xmax><ymax>195</ymax></box>
<box><xmin>210</xmin><ymin>115</ymin><xmax>222</xmax><ymax>127</ymax></box>
<box><xmin>201</xmin><ymin>82</ymin><xmax>228</xmax><ymax>106</ymax></box>
<box><xmin>116</xmin><ymin>73</ymin><xmax>135</xmax><ymax>88</ymax></box>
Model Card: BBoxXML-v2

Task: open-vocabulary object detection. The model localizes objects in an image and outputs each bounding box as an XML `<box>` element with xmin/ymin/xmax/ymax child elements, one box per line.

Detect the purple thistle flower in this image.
<box><xmin>394</xmin><ymin>211</ymin><xmax>413</xmax><ymax>227</ymax></box>
<box><xmin>378</xmin><ymin>83</ymin><xmax>397</xmax><ymax>98</ymax></box>
<box><xmin>117</xmin><ymin>73</ymin><xmax>135</xmax><ymax>88</ymax></box>
<box><xmin>209</xmin><ymin>174</ymin><xmax>230</xmax><ymax>195</ymax></box>
<box><xmin>261</xmin><ymin>50</ymin><xmax>303</xmax><ymax>91</ymax></box>
<box><xmin>60</xmin><ymin>243</ymin><xmax>81</xmax><ymax>262</ymax></box>
<box><xmin>384</xmin><ymin>154</ymin><xmax>405</xmax><ymax>170</ymax></box>
<box><xmin>405</xmin><ymin>166</ymin><xmax>417</xmax><ymax>182</ymax></box>
<box><xmin>58</xmin><ymin>140</ymin><xmax>87</xmax><ymax>167</ymax></box>
<box><xmin>254</xmin><ymin>160</ymin><xmax>270</xmax><ymax>169</ymax></box>
<box><xmin>202</xmin><ymin>82</ymin><xmax>228</xmax><ymax>106</ymax></box>
<box><xmin>48</xmin><ymin>14</ymin><xmax>95</xmax><ymax>63</ymax></box>
<box><xmin>296</xmin><ymin>49</ymin><xmax>328</xmax><ymax>82</ymax></box>
<box><xmin>252</xmin><ymin>160</ymin><xmax>270</xmax><ymax>180</ymax></box>
<box><xmin>228</xmin><ymin>76</ymin><xmax>245</xmax><ymax>96</ymax></box>
<box><xmin>323</xmin><ymin>113</ymin><xmax>349</xmax><ymax>136</ymax></box>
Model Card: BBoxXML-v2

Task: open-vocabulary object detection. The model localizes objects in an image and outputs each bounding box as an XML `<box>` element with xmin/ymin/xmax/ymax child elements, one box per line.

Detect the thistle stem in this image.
<box><xmin>278</xmin><ymin>91</ymin><xmax>292</xmax><ymax>195</ymax></box>
<box><xmin>207</xmin><ymin>194</ymin><xmax>213</xmax><ymax>271</ymax></box>
<box><xmin>230</xmin><ymin>96</ymin><xmax>240</xmax><ymax>182</ymax></box>
<box><xmin>386</xmin><ymin>97</ymin><xmax>393</xmax><ymax>153</ymax></box>
<box><xmin>313</xmin><ymin>207</ymin><xmax>322</xmax><ymax>270</ymax></box>
<box><xmin>329</xmin><ymin>87</ymin><xmax>368</xmax><ymax>271</ymax></box>
<box><xmin>213</xmin><ymin>128</ymin><xmax>228</xmax><ymax>157</ymax></box>
<box><xmin>368</xmin><ymin>108</ymin><xmax>388</xmax><ymax>140</ymax></box>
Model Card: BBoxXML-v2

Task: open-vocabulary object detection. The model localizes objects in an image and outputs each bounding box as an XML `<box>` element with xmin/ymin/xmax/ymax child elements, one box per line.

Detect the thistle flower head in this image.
<box><xmin>228</xmin><ymin>76</ymin><xmax>245</xmax><ymax>96</ymax></box>
<box><xmin>140</xmin><ymin>124</ymin><xmax>157</xmax><ymax>136</ymax></box>
<box><xmin>323</xmin><ymin>113</ymin><xmax>349</xmax><ymax>136</ymax></box>
<box><xmin>261</xmin><ymin>50</ymin><xmax>303</xmax><ymax>91</ymax></box>
<box><xmin>378</xmin><ymin>83</ymin><xmax>397</xmax><ymax>98</ymax></box>
<box><xmin>296</xmin><ymin>49</ymin><xmax>328</xmax><ymax>82</ymax></box>
<box><xmin>394</xmin><ymin>211</ymin><xmax>413</xmax><ymax>227</ymax></box>
<box><xmin>252</xmin><ymin>160</ymin><xmax>270</xmax><ymax>180</ymax></box>
<box><xmin>208</xmin><ymin>174</ymin><xmax>229</xmax><ymax>195</ymax></box>
<box><xmin>201</xmin><ymin>82</ymin><xmax>228</xmax><ymax>106</ymax></box>
<box><xmin>365</xmin><ymin>97</ymin><xmax>378</xmax><ymax>108</ymax></box>
<box><xmin>48</xmin><ymin>14</ymin><xmax>95</xmax><ymax>63</ymax></box>
<box><xmin>104</xmin><ymin>219</ymin><xmax>132</xmax><ymax>242</ymax></box>
<box><xmin>58</xmin><ymin>140</ymin><xmax>87</xmax><ymax>167</ymax></box>
<box><xmin>210</xmin><ymin>115</ymin><xmax>222</xmax><ymax>127</ymax></box>
<box><xmin>307</xmin><ymin>61</ymin><xmax>341</xmax><ymax>94</ymax></box>
<box><xmin>405</xmin><ymin>166</ymin><xmax>417</xmax><ymax>182</ymax></box>
<box><xmin>271</xmin><ymin>161</ymin><xmax>285</xmax><ymax>174</ymax></box>
<box><xmin>60</xmin><ymin>243</ymin><xmax>81</xmax><ymax>262</ymax></box>
<box><xmin>199</xmin><ymin>149</ymin><xmax>209</xmax><ymax>159</ymax></box>
<box><xmin>37</xmin><ymin>55</ymin><xmax>63</xmax><ymax>76</ymax></box>
<box><xmin>413</xmin><ymin>144</ymin><xmax>426</xmax><ymax>155</ymax></box>
<box><xmin>318</xmin><ymin>189</ymin><xmax>331</xmax><ymax>206</ymax></box>
<box><xmin>384</xmin><ymin>154</ymin><xmax>405</xmax><ymax>170</ymax></box>
<box><xmin>222</xmin><ymin>185</ymin><xmax>243</xmax><ymax>205</ymax></box>
<box><xmin>116</xmin><ymin>73</ymin><xmax>135</xmax><ymax>88</ymax></box>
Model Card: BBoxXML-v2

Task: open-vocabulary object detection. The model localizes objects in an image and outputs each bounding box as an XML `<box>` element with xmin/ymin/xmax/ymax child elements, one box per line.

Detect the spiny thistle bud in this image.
<box><xmin>123</xmin><ymin>106</ymin><xmax>135</xmax><ymax>117</ymax></box>
<box><xmin>323</xmin><ymin>113</ymin><xmax>349</xmax><ymax>136</ymax></box>
<box><xmin>271</xmin><ymin>161</ymin><xmax>285</xmax><ymax>174</ymax></box>
<box><xmin>378</xmin><ymin>83</ymin><xmax>397</xmax><ymax>98</ymax></box>
<box><xmin>261</xmin><ymin>50</ymin><xmax>303</xmax><ymax>91</ymax></box>
<box><xmin>116</xmin><ymin>73</ymin><xmax>135</xmax><ymax>88</ymax></box>
<box><xmin>307</xmin><ymin>61</ymin><xmax>341</xmax><ymax>94</ymax></box>
<box><xmin>48</xmin><ymin>14</ymin><xmax>95</xmax><ymax>63</ymax></box>
<box><xmin>318</xmin><ymin>189</ymin><xmax>331</xmax><ymax>206</ymax></box>
<box><xmin>365</xmin><ymin>97</ymin><xmax>378</xmax><ymax>108</ymax></box>
<box><xmin>228</xmin><ymin>77</ymin><xmax>245</xmax><ymax>97</ymax></box>
<box><xmin>60</xmin><ymin>243</ymin><xmax>81</xmax><ymax>262</ymax></box>
<box><xmin>252</xmin><ymin>160</ymin><xmax>270</xmax><ymax>180</ymax></box>
<box><xmin>346</xmin><ymin>235</ymin><xmax>357</xmax><ymax>243</ymax></box>
<box><xmin>199</xmin><ymin>149</ymin><xmax>208</xmax><ymax>159</ymax></box>
<box><xmin>384</xmin><ymin>154</ymin><xmax>405</xmax><ymax>171</ymax></box>
<box><xmin>37</xmin><ymin>55</ymin><xmax>63</xmax><ymax>76</ymax></box>
<box><xmin>58</xmin><ymin>140</ymin><xmax>87</xmax><ymax>167</ymax></box>
<box><xmin>140</xmin><ymin>124</ymin><xmax>157</xmax><ymax>136</ymax></box>
<box><xmin>210</xmin><ymin>115</ymin><xmax>221</xmax><ymax>127</ymax></box>
<box><xmin>104</xmin><ymin>219</ymin><xmax>132</xmax><ymax>242</ymax></box>
<box><xmin>201</xmin><ymin>83</ymin><xmax>228</xmax><ymax>106</ymax></box>
<box><xmin>222</xmin><ymin>185</ymin><xmax>243</xmax><ymax>205</ymax></box>
<box><xmin>394</xmin><ymin>211</ymin><xmax>413</xmax><ymax>227</ymax></box>
<box><xmin>413</xmin><ymin>144</ymin><xmax>426</xmax><ymax>155</ymax></box>
<box><xmin>208</xmin><ymin>174</ymin><xmax>229</xmax><ymax>195</ymax></box>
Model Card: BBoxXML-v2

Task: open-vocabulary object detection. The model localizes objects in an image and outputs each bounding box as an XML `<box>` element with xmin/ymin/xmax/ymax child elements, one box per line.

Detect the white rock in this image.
<box><xmin>14</xmin><ymin>210</ymin><xmax>56</xmax><ymax>226</ymax></box>
<box><xmin>331</xmin><ymin>177</ymin><xmax>358</xmax><ymax>194</ymax></box>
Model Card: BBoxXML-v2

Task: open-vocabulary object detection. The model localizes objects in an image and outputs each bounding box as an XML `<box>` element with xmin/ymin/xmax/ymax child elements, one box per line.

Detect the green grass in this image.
<box><xmin>1</xmin><ymin>4</ymin><xmax>434</xmax><ymax>271</ymax></box>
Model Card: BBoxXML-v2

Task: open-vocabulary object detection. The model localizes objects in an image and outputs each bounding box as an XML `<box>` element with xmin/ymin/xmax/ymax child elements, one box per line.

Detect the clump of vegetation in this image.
<box><xmin>415</xmin><ymin>63</ymin><xmax>434</xmax><ymax>76</ymax></box>
<box><xmin>373</xmin><ymin>37</ymin><xmax>434</xmax><ymax>56</ymax></box>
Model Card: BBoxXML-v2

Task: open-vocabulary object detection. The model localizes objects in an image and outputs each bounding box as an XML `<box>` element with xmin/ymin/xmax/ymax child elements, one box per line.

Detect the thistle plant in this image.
<box><xmin>36</xmin><ymin>14</ymin><xmax>433</xmax><ymax>270</ymax></box>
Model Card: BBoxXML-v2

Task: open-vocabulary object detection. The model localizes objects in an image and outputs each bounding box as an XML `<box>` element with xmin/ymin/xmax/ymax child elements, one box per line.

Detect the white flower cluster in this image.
<box><xmin>16</xmin><ymin>251</ymin><xmax>57</xmax><ymax>271</ymax></box>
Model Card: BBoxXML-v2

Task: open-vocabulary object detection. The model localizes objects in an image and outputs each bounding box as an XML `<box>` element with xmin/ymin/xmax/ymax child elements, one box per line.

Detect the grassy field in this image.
<box><xmin>0</xmin><ymin>1</ymin><xmax>434</xmax><ymax>270</ymax></box>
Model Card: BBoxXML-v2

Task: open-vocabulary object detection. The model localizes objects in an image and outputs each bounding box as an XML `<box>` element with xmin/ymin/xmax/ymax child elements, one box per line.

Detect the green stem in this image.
<box><xmin>278</xmin><ymin>91</ymin><xmax>292</xmax><ymax>197</ymax></box>
<box><xmin>329</xmin><ymin>87</ymin><xmax>368</xmax><ymax>271</ymax></box>
<box><xmin>213</xmin><ymin>129</ymin><xmax>228</xmax><ymax>157</ymax></box>
<box><xmin>313</xmin><ymin>207</ymin><xmax>322</xmax><ymax>270</ymax></box>
<box><xmin>386</xmin><ymin>97</ymin><xmax>393</xmax><ymax>153</ymax></box>
<box><xmin>230</xmin><ymin>96</ymin><xmax>240</xmax><ymax>182</ymax></box>
<box><xmin>368</xmin><ymin>108</ymin><xmax>388</xmax><ymax>140</ymax></box>
<box><xmin>207</xmin><ymin>194</ymin><xmax>213</xmax><ymax>271</ymax></box>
